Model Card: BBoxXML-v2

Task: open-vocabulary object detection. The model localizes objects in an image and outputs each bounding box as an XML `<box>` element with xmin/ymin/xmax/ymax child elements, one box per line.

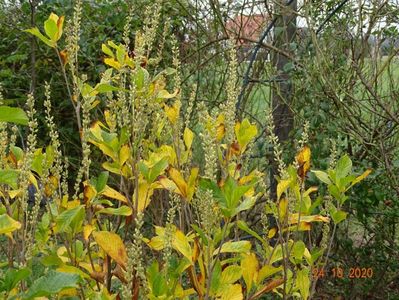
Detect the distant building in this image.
<box><xmin>226</xmin><ymin>14</ymin><xmax>271</xmax><ymax>61</ymax></box>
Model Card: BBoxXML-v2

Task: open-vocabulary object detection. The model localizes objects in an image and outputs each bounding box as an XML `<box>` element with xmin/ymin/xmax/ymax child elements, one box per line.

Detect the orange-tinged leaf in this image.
<box><xmin>102</xmin><ymin>185</ymin><xmax>128</xmax><ymax>203</ymax></box>
<box><xmin>60</xmin><ymin>49</ymin><xmax>68</xmax><ymax>66</ymax></box>
<box><xmin>83</xmin><ymin>184</ymin><xmax>97</xmax><ymax>204</ymax></box>
<box><xmin>296</xmin><ymin>145</ymin><xmax>311</xmax><ymax>181</ymax></box>
<box><xmin>249</xmin><ymin>278</ymin><xmax>284</xmax><ymax>300</ymax></box>
<box><xmin>92</xmin><ymin>231</ymin><xmax>127</xmax><ymax>270</ymax></box>
<box><xmin>289</xmin><ymin>214</ymin><xmax>330</xmax><ymax>225</ymax></box>
<box><xmin>169</xmin><ymin>168</ymin><xmax>188</xmax><ymax>198</ymax></box>
<box><xmin>56</xmin><ymin>16</ymin><xmax>64</xmax><ymax>39</ymax></box>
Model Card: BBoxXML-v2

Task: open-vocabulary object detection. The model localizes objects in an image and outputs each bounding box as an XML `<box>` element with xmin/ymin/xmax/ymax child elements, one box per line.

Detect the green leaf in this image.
<box><xmin>223</xmin><ymin>177</ymin><xmax>252</xmax><ymax>212</ymax></box>
<box><xmin>23</xmin><ymin>271</ymin><xmax>80</xmax><ymax>299</ymax></box>
<box><xmin>237</xmin><ymin>220</ymin><xmax>263</xmax><ymax>243</ymax></box>
<box><xmin>95</xmin><ymin>83</ymin><xmax>119</xmax><ymax>93</ymax></box>
<box><xmin>336</xmin><ymin>155</ymin><xmax>352</xmax><ymax>179</ymax></box>
<box><xmin>24</xmin><ymin>27</ymin><xmax>55</xmax><ymax>48</ymax></box>
<box><xmin>96</xmin><ymin>171</ymin><xmax>109</xmax><ymax>193</ymax></box>
<box><xmin>0</xmin><ymin>267</ymin><xmax>31</xmax><ymax>292</ymax></box>
<box><xmin>0</xmin><ymin>106</ymin><xmax>29</xmax><ymax>125</ymax></box>
<box><xmin>292</xmin><ymin>241</ymin><xmax>305</xmax><ymax>261</ymax></box>
<box><xmin>44</xmin><ymin>19</ymin><xmax>58</xmax><ymax>41</ymax></box>
<box><xmin>331</xmin><ymin>210</ymin><xmax>347</xmax><ymax>224</ymax></box>
<box><xmin>311</xmin><ymin>170</ymin><xmax>332</xmax><ymax>185</ymax></box>
<box><xmin>0</xmin><ymin>169</ymin><xmax>19</xmax><ymax>189</ymax></box>
<box><xmin>56</xmin><ymin>205</ymin><xmax>85</xmax><ymax>234</ymax></box>
<box><xmin>102</xmin><ymin>43</ymin><xmax>114</xmax><ymax>58</ymax></box>
<box><xmin>148</xmin><ymin>158</ymin><xmax>168</xmax><ymax>183</ymax></box>
<box><xmin>296</xmin><ymin>268</ymin><xmax>310</xmax><ymax>300</ymax></box>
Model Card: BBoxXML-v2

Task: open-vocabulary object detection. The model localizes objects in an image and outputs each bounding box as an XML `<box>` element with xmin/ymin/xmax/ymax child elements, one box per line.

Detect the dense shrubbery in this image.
<box><xmin>0</xmin><ymin>6</ymin><xmax>374</xmax><ymax>299</ymax></box>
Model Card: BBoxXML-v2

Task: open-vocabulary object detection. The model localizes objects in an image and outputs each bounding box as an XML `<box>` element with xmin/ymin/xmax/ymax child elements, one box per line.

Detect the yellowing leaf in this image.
<box><xmin>349</xmin><ymin>169</ymin><xmax>372</xmax><ymax>189</ymax></box>
<box><xmin>158</xmin><ymin>89</ymin><xmax>179</xmax><ymax>100</ymax></box>
<box><xmin>0</xmin><ymin>214</ymin><xmax>21</xmax><ymax>234</ymax></box>
<box><xmin>217</xmin><ymin>241</ymin><xmax>251</xmax><ymax>254</ymax></box>
<box><xmin>219</xmin><ymin>284</ymin><xmax>243</xmax><ymax>300</ymax></box>
<box><xmin>92</xmin><ymin>231</ymin><xmax>127</xmax><ymax>270</ymax></box>
<box><xmin>296</xmin><ymin>145</ymin><xmax>311</xmax><ymax>181</ymax></box>
<box><xmin>102</xmin><ymin>185</ymin><xmax>128</xmax><ymax>203</ymax></box>
<box><xmin>235</xmin><ymin>119</ymin><xmax>258</xmax><ymax>153</ymax></box>
<box><xmin>241</xmin><ymin>253</ymin><xmax>259</xmax><ymax>291</ymax></box>
<box><xmin>183</xmin><ymin>127</ymin><xmax>194</xmax><ymax>150</ymax></box>
<box><xmin>173</xmin><ymin>229</ymin><xmax>193</xmax><ymax>262</ymax></box>
<box><xmin>277</xmin><ymin>179</ymin><xmax>291</xmax><ymax>201</ymax></box>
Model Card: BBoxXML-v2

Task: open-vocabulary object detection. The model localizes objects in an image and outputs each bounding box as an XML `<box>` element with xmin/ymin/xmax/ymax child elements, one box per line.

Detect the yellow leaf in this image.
<box><xmin>278</xmin><ymin>198</ymin><xmax>288</xmax><ymax>220</ymax></box>
<box><xmin>102</xmin><ymin>185</ymin><xmax>128</xmax><ymax>203</ymax></box>
<box><xmin>92</xmin><ymin>231</ymin><xmax>127</xmax><ymax>270</ymax></box>
<box><xmin>83</xmin><ymin>224</ymin><xmax>94</xmax><ymax>241</ymax></box>
<box><xmin>241</xmin><ymin>253</ymin><xmax>259</xmax><ymax>291</ymax></box>
<box><xmin>164</xmin><ymin>101</ymin><xmax>181</xmax><ymax>124</ymax></box>
<box><xmin>186</xmin><ymin>167</ymin><xmax>199</xmax><ymax>202</ymax></box>
<box><xmin>349</xmin><ymin>169</ymin><xmax>372</xmax><ymax>189</ymax></box>
<box><xmin>183</xmin><ymin>127</ymin><xmax>194</xmax><ymax>150</ymax></box>
<box><xmin>119</xmin><ymin>144</ymin><xmax>130</xmax><ymax>166</ymax></box>
<box><xmin>267</xmin><ymin>227</ymin><xmax>277</xmax><ymax>239</ymax></box>
<box><xmin>296</xmin><ymin>145</ymin><xmax>311</xmax><ymax>181</ymax></box>
<box><xmin>83</xmin><ymin>184</ymin><xmax>97</xmax><ymax>204</ymax></box>
<box><xmin>104</xmin><ymin>57</ymin><xmax>121</xmax><ymax>70</ymax></box>
<box><xmin>289</xmin><ymin>214</ymin><xmax>329</xmax><ymax>225</ymax></box>
<box><xmin>135</xmin><ymin>178</ymin><xmax>154</xmax><ymax>212</ymax></box>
